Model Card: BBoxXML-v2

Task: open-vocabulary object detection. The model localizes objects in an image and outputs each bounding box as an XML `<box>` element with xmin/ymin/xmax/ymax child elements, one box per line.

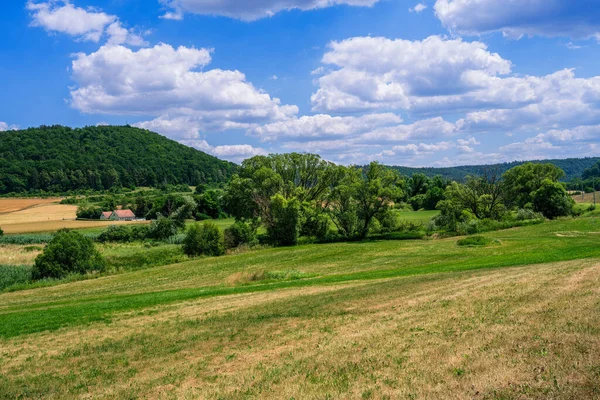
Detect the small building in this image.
<box><xmin>100</xmin><ymin>211</ymin><xmax>113</xmax><ymax>220</ymax></box>
<box><xmin>110</xmin><ymin>209</ymin><xmax>136</xmax><ymax>221</ymax></box>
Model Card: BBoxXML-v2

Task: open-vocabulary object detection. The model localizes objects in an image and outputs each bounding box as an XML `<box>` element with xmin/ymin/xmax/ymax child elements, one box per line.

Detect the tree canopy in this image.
<box><xmin>0</xmin><ymin>125</ymin><xmax>236</xmax><ymax>194</ymax></box>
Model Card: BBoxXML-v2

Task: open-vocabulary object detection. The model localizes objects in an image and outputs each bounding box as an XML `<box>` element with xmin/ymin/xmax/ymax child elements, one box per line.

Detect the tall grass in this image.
<box><xmin>0</xmin><ymin>232</ymin><xmax>99</xmax><ymax>245</ymax></box>
<box><xmin>0</xmin><ymin>265</ymin><xmax>33</xmax><ymax>291</ymax></box>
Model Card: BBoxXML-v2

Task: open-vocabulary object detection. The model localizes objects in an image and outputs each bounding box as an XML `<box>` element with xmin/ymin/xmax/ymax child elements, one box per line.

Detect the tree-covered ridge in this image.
<box><xmin>388</xmin><ymin>157</ymin><xmax>600</xmax><ymax>182</ymax></box>
<box><xmin>0</xmin><ymin>125</ymin><xmax>237</xmax><ymax>194</ymax></box>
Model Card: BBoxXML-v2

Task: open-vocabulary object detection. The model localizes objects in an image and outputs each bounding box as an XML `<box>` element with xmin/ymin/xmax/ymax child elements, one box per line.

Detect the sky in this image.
<box><xmin>1</xmin><ymin>1</ymin><xmax>600</xmax><ymax>165</ymax></box>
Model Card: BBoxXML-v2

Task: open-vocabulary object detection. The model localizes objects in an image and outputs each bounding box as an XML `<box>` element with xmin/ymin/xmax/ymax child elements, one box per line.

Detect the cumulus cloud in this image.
<box><xmin>179</xmin><ymin>139</ymin><xmax>268</xmax><ymax>163</ymax></box>
<box><xmin>409</xmin><ymin>3</ymin><xmax>427</xmax><ymax>13</ymax></box>
<box><xmin>434</xmin><ymin>0</ymin><xmax>600</xmax><ymax>40</ymax></box>
<box><xmin>500</xmin><ymin>125</ymin><xmax>600</xmax><ymax>160</ymax></box>
<box><xmin>251</xmin><ymin>113</ymin><xmax>401</xmax><ymax>141</ymax></box>
<box><xmin>160</xmin><ymin>0</ymin><xmax>379</xmax><ymax>21</ymax></box>
<box><xmin>311</xmin><ymin>35</ymin><xmax>511</xmax><ymax>113</ymax></box>
<box><xmin>71</xmin><ymin>44</ymin><xmax>298</xmax><ymax>143</ymax></box>
<box><xmin>27</xmin><ymin>1</ymin><xmax>145</xmax><ymax>45</ymax></box>
<box><xmin>0</xmin><ymin>122</ymin><xmax>19</xmax><ymax>131</ymax></box>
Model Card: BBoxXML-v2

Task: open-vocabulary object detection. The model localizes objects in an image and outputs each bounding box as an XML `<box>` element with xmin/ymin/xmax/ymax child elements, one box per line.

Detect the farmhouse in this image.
<box><xmin>101</xmin><ymin>210</ymin><xmax>137</xmax><ymax>221</ymax></box>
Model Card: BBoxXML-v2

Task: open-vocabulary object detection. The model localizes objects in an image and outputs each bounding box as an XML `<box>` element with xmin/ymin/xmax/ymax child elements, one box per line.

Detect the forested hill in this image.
<box><xmin>388</xmin><ymin>157</ymin><xmax>600</xmax><ymax>182</ymax></box>
<box><xmin>0</xmin><ymin>125</ymin><xmax>237</xmax><ymax>194</ymax></box>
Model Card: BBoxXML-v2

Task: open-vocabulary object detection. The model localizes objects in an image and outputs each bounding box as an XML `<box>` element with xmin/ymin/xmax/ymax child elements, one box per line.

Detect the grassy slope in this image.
<box><xmin>1</xmin><ymin>216</ymin><xmax>600</xmax><ymax>398</ymax></box>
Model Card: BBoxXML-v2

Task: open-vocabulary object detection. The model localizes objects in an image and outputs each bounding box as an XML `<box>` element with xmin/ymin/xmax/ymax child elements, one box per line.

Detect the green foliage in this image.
<box><xmin>0</xmin><ymin>125</ymin><xmax>236</xmax><ymax>194</ymax></box>
<box><xmin>389</xmin><ymin>157</ymin><xmax>599</xmax><ymax>182</ymax></box>
<box><xmin>224</xmin><ymin>221</ymin><xmax>257</xmax><ymax>249</ymax></box>
<box><xmin>532</xmin><ymin>179</ymin><xmax>575</xmax><ymax>219</ymax></box>
<box><xmin>0</xmin><ymin>265</ymin><xmax>33</xmax><ymax>291</ymax></box>
<box><xmin>444</xmin><ymin>172</ymin><xmax>505</xmax><ymax>220</ymax></box>
<box><xmin>516</xmin><ymin>209</ymin><xmax>545</xmax><ymax>221</ymax></box>
<box><xmin>183</xmin><ymin>221</ymin><xmax>225</xmax><ymax>257</ymax></box>
<box><xmin>0</xmin><ymin>233</ymin><xmax>55</xmax><ymax>245</ymax></box>
<box><xmin>267</xmin><ymin>194</ymin><xmax>301</xmax><ymax>246</ymax></box>
<box><xmin>0</xmin><ymin>227</ymin><xmax>3</xmax><ymax>237</ymax></box>
<box><xmin>97</xmin><ymin>225</ymin><xmax>150</xmax><ymax>243</ymax></box>
<box><xmin>76</xmin><ymin>203</ymin><xmax>103</xmax><ymax>219</ymax></box>
<box><xmin>582</xmin><ymin>161</ymin><xmax>600</xmax><ymax>179</ymax></box>
<box><xmin>147</xmin><ymin>215</ymin><xmax>179</xmax><ymax>240</ymax></box>
<box><xmin>32</xmin><ymin>230</ymin><xmax>105</xmax><ymax>280</ymax></box>
<box><xmin>300</xmin><ymin>205</ymin><xmax>331</xmax><ymax>242</ymax></box>
<box><xmin>502</xmin><ymin>163</ymin><xmax>565</xmax><ymax>208</ymax></box>
<box><xmin>457</xmin><ymin>236</ymin><xmax>499</xmax><ymax>247</ymax></box>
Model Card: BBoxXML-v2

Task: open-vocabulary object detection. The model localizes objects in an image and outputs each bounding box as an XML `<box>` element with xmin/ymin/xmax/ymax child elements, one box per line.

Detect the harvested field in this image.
<box><xmin>0</xmin><ymin>203</ymin><xmax>149</xmax><ymax>234</ymax></box>
<box><xmin>571</xmin><ymin>191</ymin><xmax>599</xmax><ymax>204</ymax></box>
<box><xmin>0</xmin><ymin>198</ymin><xmax>62</xmax><ymax>214</ymax></box>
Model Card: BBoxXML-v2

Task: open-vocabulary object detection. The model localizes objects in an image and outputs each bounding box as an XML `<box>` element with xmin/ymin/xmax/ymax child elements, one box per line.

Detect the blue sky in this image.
<box><xmin>1</xmin><ymin>0</ymin><xmax>600</xmax><ymax>165</ymax></box>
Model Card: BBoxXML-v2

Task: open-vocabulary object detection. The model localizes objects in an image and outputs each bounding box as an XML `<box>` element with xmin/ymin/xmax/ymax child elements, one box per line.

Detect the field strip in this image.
<box><xmin>2</xmin><ymin>256</ymin><xmax>599</xmax><ymax>339</ymax></box>
<box><xmin>0</xmin><ymin>198</ymin><xmax>63</xmax><ymax>214</ymax></box>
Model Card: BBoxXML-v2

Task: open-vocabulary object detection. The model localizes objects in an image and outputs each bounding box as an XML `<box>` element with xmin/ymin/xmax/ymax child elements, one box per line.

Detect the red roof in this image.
<box><xmin>101</xmin><ymin>211</ymin><xmax>112</xmax><ymax>219</ymax></box>
<box><xmin>113</xmin><ymin>209</ymin><xmax>136</xmax><ymax>219</ymax></box>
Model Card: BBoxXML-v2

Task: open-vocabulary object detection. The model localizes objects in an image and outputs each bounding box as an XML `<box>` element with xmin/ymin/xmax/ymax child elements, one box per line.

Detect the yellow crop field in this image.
<box><xmin>0</xmin><ymin>198</ymin><xmax>63</xmax><ymax>214</ymax></box>
<box><xmin>0</xmin><ymin>202</ymin><xmax>149</xmax><ymax>234</ymax></box>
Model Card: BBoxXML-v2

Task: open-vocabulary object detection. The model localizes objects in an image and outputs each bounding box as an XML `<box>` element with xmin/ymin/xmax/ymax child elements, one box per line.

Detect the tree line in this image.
<box><xmin>0</xmin><ymin>125</ymin><xmax>236</xmax><ymax>194</ymax></box>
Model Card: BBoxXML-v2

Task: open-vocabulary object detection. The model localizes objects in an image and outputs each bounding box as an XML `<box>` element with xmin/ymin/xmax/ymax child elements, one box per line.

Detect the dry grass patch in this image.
<box><xmin>0</xmin><ymin>198</ymin><xmax>62</xmax><ymax>214</ymax></box>
<box><xmin>1</xmin><ymin>259</ymin><xmax>599</xmax><ymax>399</ymax></box>
<box><xmin>0</xmin><ymin>245</ymin><xmax>43</xmax><ymax>265</ymax></box>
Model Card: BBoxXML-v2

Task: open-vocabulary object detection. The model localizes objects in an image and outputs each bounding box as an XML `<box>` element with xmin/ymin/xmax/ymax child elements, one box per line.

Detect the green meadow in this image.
<box><xmin>1</xmin><ymin>214</ymin><xmax>600</xmax><ymax>398</ymax></box>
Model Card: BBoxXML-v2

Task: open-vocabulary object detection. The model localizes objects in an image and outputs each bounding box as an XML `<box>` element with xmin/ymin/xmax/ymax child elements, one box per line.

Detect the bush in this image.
<box><xmin>0</xmin><ymin>227</ymin><xmax>3</xmax><ymax>236</ymax></box>
<box><xmin>32</xmin><ymin>230</ymin><xmax>105</xmax><ymax>280</ymax></box>
<box><xmin>147</xmin><ymin>215</ymin><xmax>179</xmax><ymax>240</ymax></box>
<box><xmin>183</xmin><ymin>221</ymin><xmax>225</xmax><ymax>257</ymax></box>
<box><xmin>516</xmin><ymin>208</ymin><xmax>545</xmax><ymax>221</ymax></box>
<box><xmin>532</xmin><ymin>180</ymin><xmax>575</xmax><ymax>219</ymax></box>
<box><xmin>224</xmin><ymin>221</ymin><xmax>257</xmax><ymax>249</ymax></box>
<box><xmin>77</xmin><ymin>204</ymin><xmax>103</xmax><ymax>219</ymax></box>
<box><xmin>457</xmin><ymin>236</ymin><xmax>499</xmax><ymax>247</ymax></box>
<box><xmin>97</xmin><ymin>225</ymin><xmax>150</xmax><ymax>243</ymax></box>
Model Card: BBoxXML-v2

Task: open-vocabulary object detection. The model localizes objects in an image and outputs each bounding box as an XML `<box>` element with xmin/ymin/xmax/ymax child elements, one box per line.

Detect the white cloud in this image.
<box><xmin>180</xmin><ymin>139</ymin><xmax>268</xmax><ymax>163</ymax></box>
<box><xmin>311</xmin><ymin>35</ymin><xmax>511</xmax><ymax>113</ymax></box>
<box><xmin>251</xmin><ymin>113</ymin><xmax>402</xmax><ymax>141</ymax></box>
<box><xmin>27</xmin><ymin>1</ymin><xmax>145</xmax><ymax>45</ymax></box>
<box><xmin>0</xmin><ymin>122</ymin><xmax>19</xmax><ymax>131</ymax></box>
<box><xmin>500</xmin><ymin>125</ymin><xmax>600</xmax><ymax>160</ymax></box>
<box><xmin>409</xmin><ymin>3</ymin><xmax>427</xmax><ymax>13</ymax></box>
<box><xmin>434</xmin><ymin>0</ymin><xmax>600</xmax><ymax>40</ymax></box>
<box><xmin>359</xmin><ymin>117</ymin><xmax>458</xmax><ymax>142</ymax></box>
<box><xmin>71</xmin><ymin>44</ymin><xmax>298</xmax><ymax>142</ymax></box>
<box><xmin>160</xmin><ymin>0</ymin><xmax>380</xmax><ymax>21</ymax></box>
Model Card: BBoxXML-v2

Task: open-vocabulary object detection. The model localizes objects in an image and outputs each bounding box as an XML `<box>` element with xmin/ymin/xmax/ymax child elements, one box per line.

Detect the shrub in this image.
<box><xmin>457</xmin><ymin>236</ymin><xmax>499</xmax><ymax>247</ymax></box>
<box><xmin>532</xmin><ymin>180</ymin><xmax>575</xmax><ymax>219</ymax></box>
<box><xmin>0</xmin><ymin>227</ymin><xmax>3</xmax><ymax>236</ymax></box>
<box><xmin>183</xmin><ymin>221</ymin><xmax>225</xmax><ymax>257</ymax></box>
<box><xmin>76</xmin><ymin>204</ymin><xmax>103</xmax><ymax>219</ymax></box>
<box><xmin>224</xmin><ymin>221</ymin><xmax>257</xmax><ymax>249</ymax></box>
<box><xmin>516</xmin><ymin>208</ymin><xmax>545</xmax><ymax>221</ymax></box>
<box><xmin>147</xmin><ymin>215</ymin><xmax>179</xmax><ymax>240</ymax></box>
<box><xmin>97</xmin><ymin>225</ymin><xmax>150</xmax><ymax>243</ymax></box>
<box><xmin>32</xmin><ymin>230</ymin><xmax>105</xmax><ymax>280</ymax></box>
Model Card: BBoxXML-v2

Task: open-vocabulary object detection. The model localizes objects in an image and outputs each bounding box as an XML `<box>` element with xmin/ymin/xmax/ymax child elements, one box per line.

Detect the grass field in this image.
<box><xmin>572</xmin><ymin>191</ymin><xmax>600</xmax><ymax>204</ymax></box>
<box><xmin>1</xmin><ymin>215</ymin><xmax>600</xmax><ymax>398</ymax></box>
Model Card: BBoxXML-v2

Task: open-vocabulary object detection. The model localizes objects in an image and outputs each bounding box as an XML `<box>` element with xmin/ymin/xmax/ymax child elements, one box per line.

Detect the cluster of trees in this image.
<box><xmin>76</xmin><ymin>186</ymin><xmax>228</xmax><ymax>221</ymax></box>
<box><xmin>391</xmin><ymin>157</ymin><xmax>600</xmax><ymax>182</ymax></box>
<box><xmin>224</xmin><ymin>154</ymin><xmax>406</xmax><ymax>246</ymax></box>
<box><xmin>433</xmin><ymin>163</ymin><xmax>574</xmax><ymax>233</ymax></box>
<box><xmin>0</xmin><ymin>125</ymin><xmax>236</xmax><ymax>194</ymax></box>
<box><xmin>567</xmin><ymin>160</ymin><xmax>600</xmax><ymax>193</ymax></box>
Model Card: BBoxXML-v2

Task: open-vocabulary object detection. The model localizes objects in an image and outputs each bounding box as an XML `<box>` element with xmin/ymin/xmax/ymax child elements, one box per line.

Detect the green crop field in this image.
<box><xmin>1</xmin><ymin>215</ymin><xmax>600</xmax><ymax>398</ymax></box>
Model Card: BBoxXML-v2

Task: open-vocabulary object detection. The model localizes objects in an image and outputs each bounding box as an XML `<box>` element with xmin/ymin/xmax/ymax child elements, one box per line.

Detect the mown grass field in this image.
<box><xmin>1</xmin><ymin>215</ymin><xmax>600</xmax><ymax>398</ymax></box>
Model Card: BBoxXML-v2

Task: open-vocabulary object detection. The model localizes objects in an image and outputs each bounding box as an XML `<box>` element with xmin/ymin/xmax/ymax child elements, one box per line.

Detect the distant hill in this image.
<box><xmin>388</xmin><ymin>158</ymin><xmax>600</xmax><ymax>182</ymax></box>
<box><xmin>0</xmin><ymin>125</ymin><xmax>237</xmax><ymax>194</ymax></box>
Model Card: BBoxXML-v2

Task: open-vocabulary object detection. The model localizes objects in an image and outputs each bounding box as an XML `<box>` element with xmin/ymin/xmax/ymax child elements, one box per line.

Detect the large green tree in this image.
<box><xmin>503</xmin><ymin>163</ymin><xmax>566</xmax><ymax>208</ymax></box>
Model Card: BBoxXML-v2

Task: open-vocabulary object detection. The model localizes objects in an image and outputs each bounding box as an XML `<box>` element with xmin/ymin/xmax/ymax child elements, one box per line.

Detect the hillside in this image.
<box><xmin>0</xmin><ymin>125</ymin><xmax>237</xmax><ymax>194</ymax></box>
<box><xmin>389</xmin><ymin>157</ymin><xmax>600</xmax><ymax>181</ymax></box>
